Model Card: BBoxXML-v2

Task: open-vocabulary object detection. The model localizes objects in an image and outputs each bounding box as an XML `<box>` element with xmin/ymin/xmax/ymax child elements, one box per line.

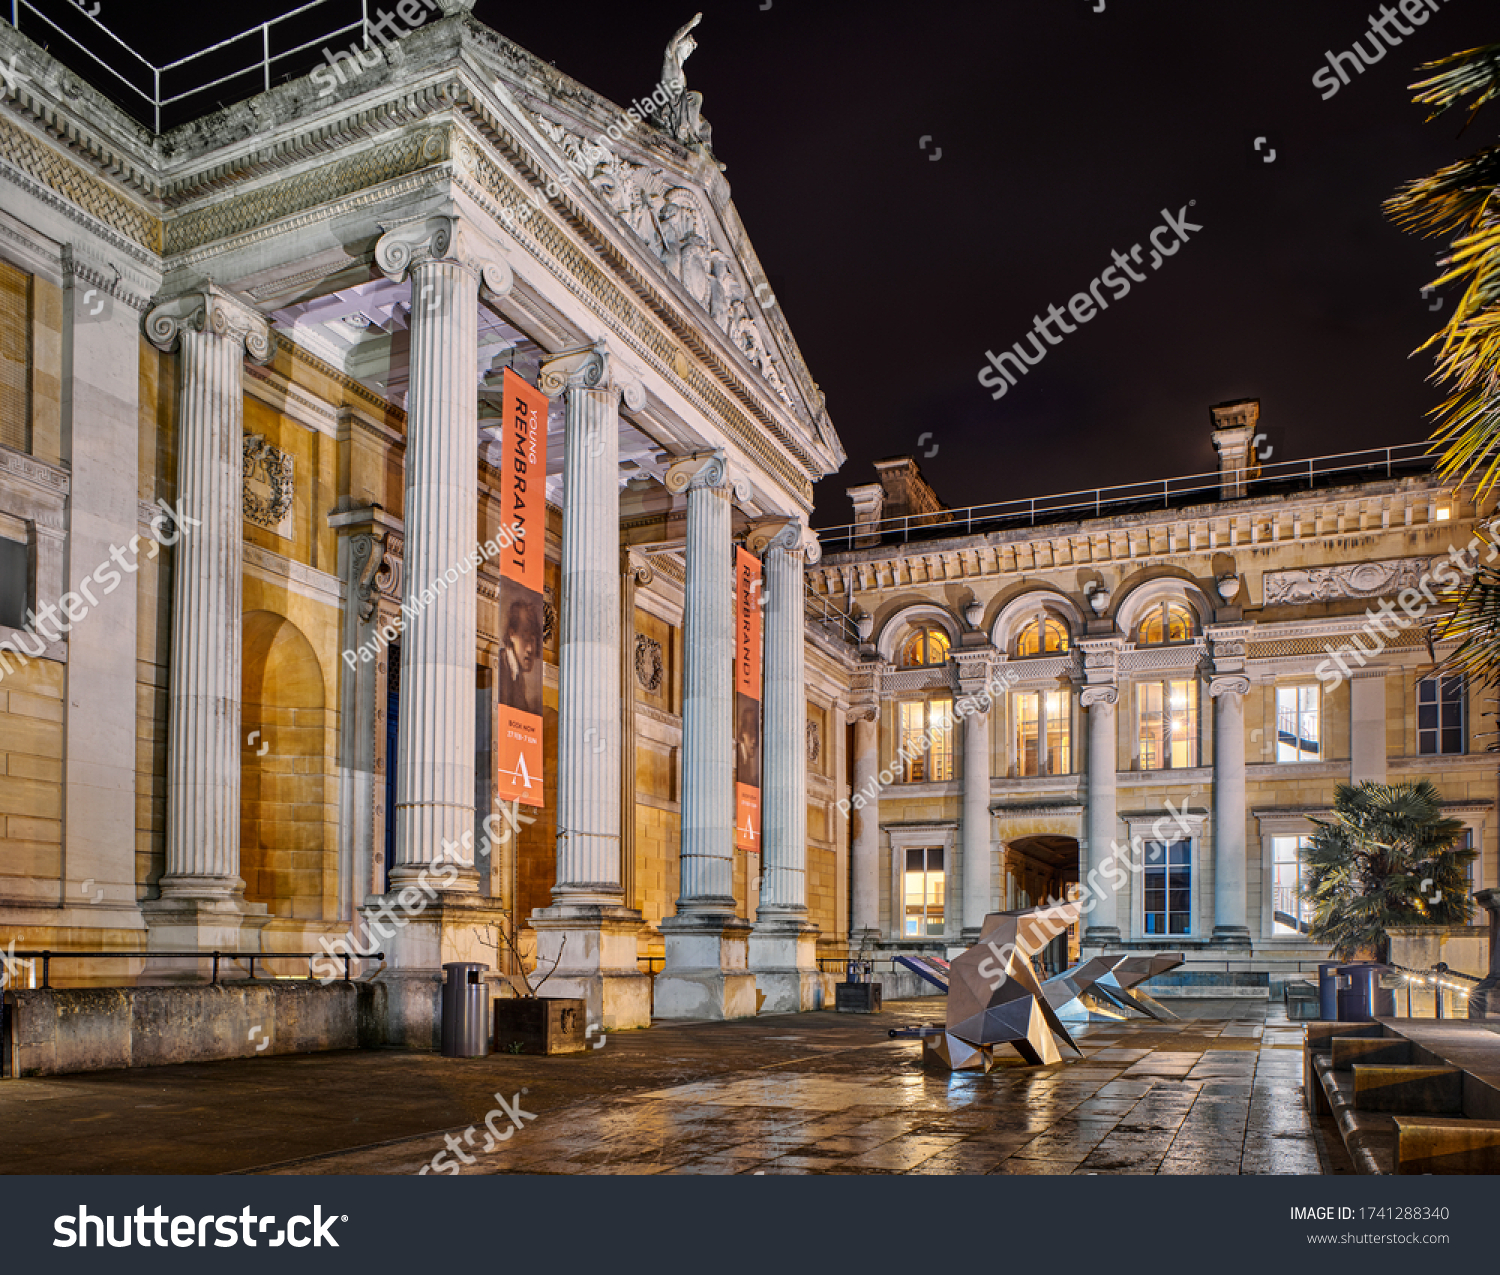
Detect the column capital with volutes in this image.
<box><xmin>745</xmin><ymin>516</ymin><xmax>820</xmax><ymax>565</ymax></box>
<box><xmin>144</xmin><ymin>284</ymin><xmax>272</xmax><ymax>362</ymax></box>
<box><xmin>374</xmin><ymin>212</ymin><xmax>513</xmax><ymax>300</ymax></box>
<box><xmin>665</xmin><ymin>450</ymin><xmax>751</xmax><ymax>503</ymax></box>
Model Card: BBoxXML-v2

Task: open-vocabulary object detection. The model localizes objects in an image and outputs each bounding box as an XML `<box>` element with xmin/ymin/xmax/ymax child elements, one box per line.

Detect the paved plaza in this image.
<box><xmin>0</xmin><ymin>997</ymin><xmax>1337</xmax><ymax>1175</ymax></box>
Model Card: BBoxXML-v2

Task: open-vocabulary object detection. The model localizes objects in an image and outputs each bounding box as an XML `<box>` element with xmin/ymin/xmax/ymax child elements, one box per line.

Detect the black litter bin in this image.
<box><xmin>441</xmin><ymin>962</ymin><xmax>490</xmax><ymax>1057</ymax></box>
<box><xmin>1336</xmin><ymin>963</ymin><xmax>1394</xmax><ymax>1022</ymax></box>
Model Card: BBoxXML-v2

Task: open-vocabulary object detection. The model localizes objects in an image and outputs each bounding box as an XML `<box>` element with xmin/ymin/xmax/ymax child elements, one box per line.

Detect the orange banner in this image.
<box><xmin>734</xmin><ymin>546</ymin><xmax>762</xmax><ymax>853</ymax></box>
<box><xmin>495</xmin><ymin>367</ymin><xmax>547</xmax><ymax>808</ymax></box>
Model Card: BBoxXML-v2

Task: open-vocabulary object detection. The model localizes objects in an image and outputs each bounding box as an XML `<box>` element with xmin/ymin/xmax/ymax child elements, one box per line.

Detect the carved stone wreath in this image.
<box><xmin>542</xmin><ymin>584</ymin><xmax>557</xmax><ymax>649</ymax></box>
<box><xmin>806</xmin><ymin>719</ymin><xmax>821</xmax><ymax>765</ymax></box>
<box><xmin>635</xmin><ymin>633</ymin><xmax>664</xmax><ymax>693</ymax></box>
<box><xmin>243</xmin><ymin>434</ymin><xmax>294</xmax><ymax>537</ymax></box>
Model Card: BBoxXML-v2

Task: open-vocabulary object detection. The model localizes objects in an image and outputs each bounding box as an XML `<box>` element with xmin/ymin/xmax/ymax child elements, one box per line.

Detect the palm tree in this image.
<box><xmin>1303</xmin><ymin>781</ymin><xmax>1476</xmax><ymax>963</ymax></box>
<box><xmin>1386</xmin><ymin>45</ymin><xmax>1500</xmax><ymax>683</ymax></box>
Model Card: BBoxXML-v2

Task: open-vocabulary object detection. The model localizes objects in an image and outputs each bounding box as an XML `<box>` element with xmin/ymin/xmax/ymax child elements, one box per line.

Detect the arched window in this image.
<box><xmin>1015</xmin><ymin>616</ymin><xmax>1069</xmax><ymax>657</ymax></box>
<box><xmin>899</xmin><ymin>625</ymin><xmax>951</xmax><ymax>668</ymax></box>
<box><xmin>1137</xmin><ymin>601</ymin><xmax>1195</xmax><ymax>645</ymax></box>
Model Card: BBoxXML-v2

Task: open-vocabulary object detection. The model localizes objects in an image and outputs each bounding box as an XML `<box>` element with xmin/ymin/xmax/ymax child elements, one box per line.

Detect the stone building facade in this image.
<box><xmin>816</xmin><ymin>403</ymin><xmax>1495</xmax><ymax>990</ymax></box>
<box><xmin>0</xmin><ymin>7</ymin><xmax>849</xmax><ymax>1035</ymax></box>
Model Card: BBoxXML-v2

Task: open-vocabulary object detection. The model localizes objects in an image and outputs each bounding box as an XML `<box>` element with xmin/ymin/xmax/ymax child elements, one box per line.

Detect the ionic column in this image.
<box><xmin>1210</xmin><ymin>675</ymin><xmax>1252</xmax><ymax>946</ymax></box>
<box><xmin>1081</xmin><ymin>684</ymin><xmax>1121</xmax><ymax>944</ymax></box>
<box><xmin>666</xmin><ymin>451</ymin><xmax>747</xmax><ymax>913</ymax></box>
<box><xmin>374</xmin><ymin>214</ymin><xmax>511</xmax><ymax>893</ymax></box>
<box><xmin>145</xmin><ymin>287</ymin><xmax>271</xmax><ymax>903</ymax></box>
<box><xmin>655</xmin><ymin>451</ymin><xmax>758</xmax><ymax>1020</ymax></box>
<box><xmin>849</xmin><ymin>705</ymin><xmax>880</xmax><ymax>944</ymax></box>
<box><xmin>960</xmin><ymin>707</ymin><xmax>993</xmax><ymax>935</ymax></box>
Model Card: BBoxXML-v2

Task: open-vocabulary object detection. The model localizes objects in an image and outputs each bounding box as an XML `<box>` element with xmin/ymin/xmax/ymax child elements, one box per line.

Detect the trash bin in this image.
<box><xmin>441</xmin><ymin>962</ymin><xmax>490</xmax><ymax>1057</ymax></box>
<box><xmin>1317</xmin><ymin>961</ymin><xmax>1343</xmax><ymax>1021</ymax></box>
<box><xmin>1336</xmin><ymin>962</ymin><xmax>1393</xmax><ymax>1022</ymax></box>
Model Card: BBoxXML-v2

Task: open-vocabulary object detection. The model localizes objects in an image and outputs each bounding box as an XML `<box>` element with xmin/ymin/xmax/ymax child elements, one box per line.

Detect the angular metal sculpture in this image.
<box><xmin>930</xmin><ymin>904</ymin><xmax>1085</xmax><ymax>1068</ymax></box>
<box><xmin>1044</xmin><ymin>951</ymin><xmax>1184</xmax><ymax>1022</ymax></box>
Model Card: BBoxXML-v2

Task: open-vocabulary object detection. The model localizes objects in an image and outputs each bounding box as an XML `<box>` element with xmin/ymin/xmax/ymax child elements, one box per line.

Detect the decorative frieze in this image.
<box><xmin>1263</xmin><ymin>557</ymin><xmax>1433</xmax><ymax>605</ymax></box>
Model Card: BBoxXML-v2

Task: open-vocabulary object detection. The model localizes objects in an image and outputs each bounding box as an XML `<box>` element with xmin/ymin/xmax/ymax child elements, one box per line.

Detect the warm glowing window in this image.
<box><xmin>1016</xmin><ymin>616</ymin><xmax>1069</xmax><ymax>657</ymax></box>
<box><xmin>899</xmin><ymin>625</ymin><xmax>951</xmax><ymax>668</ymax></box>
<box><xmin>904</xmin><ymin>847</ymin><xmax>945</xmax><ymax>936</ymax></box>
<box><xmin>1143</xmin><ymin>841</ymin><xmax>1191</xmax><ymax>936</ymax></box>
<box><xmin>1271</xmin><ymin>836</ymin><xmax>1312</xmax><ymax>936</ymax></box>
<box><xmin>1138</xmin><ymin>680</ymin><xmax>1198</xmax><ymax>770</ymax></box>
<box><xmin>1276</xmin><ymin>685</ymin><xmax>1321</xmax><ymax>763</ymax></box>
<box><xmin>898</xmin><ymin>697</ymin><xmax>953</xmax><ymax>782</ymax></box>
<box><xmin>1137</xmin><ymin>601</ymin><xmax>1195</xmax><ymax>645</ymax></box>
<box><xmin>1014</xmin><ymin>689</ymin><xmax>1071</xmax><ymax>776</ymax></box>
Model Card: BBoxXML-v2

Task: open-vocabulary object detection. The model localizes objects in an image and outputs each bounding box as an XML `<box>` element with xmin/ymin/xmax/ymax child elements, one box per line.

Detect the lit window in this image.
<box><xmin>1137</xmin><ymin>601</ymin><xmax>1195</xmax><ymax>645</ymax></box>
<box><xmin>1014</xmin><ymin>689</ymin><xmax>1071</xmax><ymax>776</ymax></box>
<box><xmin>0</xmin><ymin>534</ymin><xmax>25</xmax><ymax>630</ymax></box>
<box><xmin>1436</xmin><ymin>506</ymin><xmax>1452</xmax><ymax>522</ymax></box>
<box><xmin>1276</xmin><ymin>685</ymin><xmax>1321</xmax><ymax>762</ymax></box>
<box><xmin>898</xmin><ymin>697</ymin><xmax>953</xmax><ymax>782</ymax></box>
<box><xmin>1137</xmin><ymin>680</ymin><xmax>1198</xmax><ymax>770</ymax></box>
<box><xmin>1271</xmin><ymin>836</ymin><xmax>1312</xmax><ymax>936</ymax></box>
<box><xmin>904</xmin><ymin>847</ymin><xmax>945</xmax><ymax>936</ymax></box>
<box><xmin>1418</xmin><ymin>675</ymin><xmax>1465</xmax><ymax>756</ymax></box>
<box><xmin>899</xmin><ymin>625</ymin><xmax>951</xmax><ymax>668</ymax></box>
<box><xmin>1143</xmin><ymin>840</ymin><xmax>1191</xmax><ymax>936</ymax></box>
<box><xmin>1016</xmin><ymin>616</ymin><xmax>1069</xmax><ymax>657</ymax></box>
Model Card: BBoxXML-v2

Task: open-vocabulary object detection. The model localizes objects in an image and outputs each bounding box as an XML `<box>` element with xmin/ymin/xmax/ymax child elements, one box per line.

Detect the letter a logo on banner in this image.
<box><xmin>734</xmin><ymin>547</ymin><xmax>762</xmax><ymax>853</ymax></box>
<box><xmin>495</xmin><ymin>367</ymin><xmax>547</xmax><ymax>808</ymax></box>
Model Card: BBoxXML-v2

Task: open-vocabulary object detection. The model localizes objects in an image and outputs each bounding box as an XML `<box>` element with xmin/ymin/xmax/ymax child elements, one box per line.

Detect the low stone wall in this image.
<box><xmin>3</xmin><ymin>981</ymin><xmax>386</xmax><ymax>1077</ymax></box>
<box><xmin>1141</xmin><ymin>970</ymin><xmax>1270</xmax><ymax>1000</ymax></box>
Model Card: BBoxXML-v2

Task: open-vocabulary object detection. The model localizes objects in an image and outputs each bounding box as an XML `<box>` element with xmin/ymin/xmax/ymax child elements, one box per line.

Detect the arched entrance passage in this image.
<box><xmin>241</xmin><ymin>611</ymin><xmax>329</xmax><ymax>919</ymax></box>
<box><xmin>1004</xmin><ymin>835</ymin><xmax>1081</xmax><ymax>974</ymax></box>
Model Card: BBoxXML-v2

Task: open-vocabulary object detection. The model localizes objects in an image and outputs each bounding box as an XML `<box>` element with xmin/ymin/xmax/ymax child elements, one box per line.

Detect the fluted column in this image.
<box><xmin>375</xmin><ymin>214</ymin><xmax>511</xmax><ymax>892</ymax></box>
<box><xmin>960</xmin><ymin>707</ymin><xmax>993</xmax><ymax>934</ymax></box>
<box><xmin>666</xmin><ymin>451</ymin><xmax>747</xmax><ymax>914</ymax></box>
<box><xmin>849</xmin><ymin>708</ymin><xmax>880</xmax><ymax>942</ymax></box>
<box><xmin>1210</xmin><ymin>675</ymin><xmax>1251</xmax><ymax>945</ymax></box>
<box><xmin>1082</xmin><ymin>685</ymin><xmax>1121</xmax><ymax>944</ymax></box>
<box><xmin>748</xmin><ymin>518</ymin><xmax>819</xmax><ymax>920</ymax></box>
<box><xmin>540</xmin><ymin>344</ymin><xmax>640</xmax><ymax>904</ymax></box>
<box><xmin>145</xmin><ymin>287</ymin><xmax>271</xmax><ymax>899</ymax></box>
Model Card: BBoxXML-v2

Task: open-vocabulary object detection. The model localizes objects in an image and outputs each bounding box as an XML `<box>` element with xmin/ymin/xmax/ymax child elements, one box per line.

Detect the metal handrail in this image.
<box><xmin>4</xmin><ymin>0</ymin><xmax>372</xmax><ymax>132</ymax></box>
<box><xmin>815</xmin><ymin>440</ymin><xmax>1440</xmax><ymax>552</ymax></box>
<box><xmin>0</xmin><ymin>948</ymin><xmax>383</xmax><ymax>988</ymax></box>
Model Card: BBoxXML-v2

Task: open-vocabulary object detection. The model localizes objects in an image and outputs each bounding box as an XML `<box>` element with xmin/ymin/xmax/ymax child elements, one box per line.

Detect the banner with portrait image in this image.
<box><xmin>494</xmin><ymin>367</ymin><xmax>547</xmax><ymax>808</ymax></box>
<box><xmin>734</xmin><ymin>546</ymin><xmax>762</xmax><ymax>853</ymax></box>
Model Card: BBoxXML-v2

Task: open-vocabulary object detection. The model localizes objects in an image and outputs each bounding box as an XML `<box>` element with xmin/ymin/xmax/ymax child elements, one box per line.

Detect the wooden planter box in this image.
<box><xmin>835</xmin><ymin>982</ymin><xmax>882</xmax><ymax>1014</ymax></box>
<box><xmin>493</xmin><ymin>996</ymin><xmax>587</xmax><ymax>1055</ymax></box>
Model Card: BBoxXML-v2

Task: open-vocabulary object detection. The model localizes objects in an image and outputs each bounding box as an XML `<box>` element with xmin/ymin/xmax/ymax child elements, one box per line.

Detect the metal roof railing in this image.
<box><xmin>4</xmin><ymin>0</ymin><xmax>370</xmax><ymax>132</ymax></box>
<box><xmin>816</xmin><ymin>441</ymin><xmax>1439</xmax><ymax>555</ymax></box>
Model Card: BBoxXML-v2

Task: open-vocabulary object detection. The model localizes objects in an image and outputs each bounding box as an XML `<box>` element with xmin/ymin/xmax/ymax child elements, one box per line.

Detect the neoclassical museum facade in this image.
<box><xmin>0</xmin><ymin>5</ymin><xmax>1488</xmax><ymax>1038</ymax></box>
<box><xmin>816</xmin><ymin>405</ymin><xmax>1495</xmax><ymax>991</ymax></box>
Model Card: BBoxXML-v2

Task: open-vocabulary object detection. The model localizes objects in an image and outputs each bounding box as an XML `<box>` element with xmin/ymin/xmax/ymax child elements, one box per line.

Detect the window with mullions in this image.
<box><xmin>1143</xmin><ymin>840</ymin><xmax>1191</xmax><ymax>936</ymax></box>
<box><xmin>898</xmin><ymin>697</ymin><xmax>953</xmax><ymax>782</ymax></box>
<box><xmin>1271</xmin><ymin>835</ymin><xmax>1313</xmax><ymax>936</ymax></box>
<box><xmin>904</xmin><ymin>847</ymin><xmax>945</xmax><ymax>936</ymax></box>
<box><xmin>1016</xmin><ymin>616</ymin><xmax>1069</xmax><ymax>657</ymax></box>
<box><xmin>1137</xmin><ymin>601</ymin><xmax>1195</xmax><ymax>645</ymax></box>
<box><xmin>1014</xmin><ymin>689</ymin><xmax>1071</xmax><ymax>776</ymax></box>
<box><xmin>1276</xmin><ymin>685</ymin><xmax>1321</xmax><ymax>763</ymax></box>
<box><xmin>1417</xmin><ymin>675</ymin><xmax>1466</xmax><ymax>756</ymax></box>
<box><xmin>1137</xmin><ymin>680</ymin><xmax>1198</xmax><ymax>770</ymax></box>
<box><xmin>899</xmin><ymin>625</ymin><xmax>950</xmax><ymax>668</ymax></box>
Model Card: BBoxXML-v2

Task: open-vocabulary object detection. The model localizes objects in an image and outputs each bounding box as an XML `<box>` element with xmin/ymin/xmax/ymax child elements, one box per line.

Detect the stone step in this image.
<box><xmin>1393</xmin><ymin>1116</ymin><xmax>1500</xmax><ymax>1175</ymax></box>
<box><xmin>1352</xmin><ymin>1064</ymin><xmax>1465</xmax><ymax>1115</ymax></box>
<box><xmin>1331</xmin><ymin>1036</ymin><xmax>1414</xmax><ymax>1070</ymax></box>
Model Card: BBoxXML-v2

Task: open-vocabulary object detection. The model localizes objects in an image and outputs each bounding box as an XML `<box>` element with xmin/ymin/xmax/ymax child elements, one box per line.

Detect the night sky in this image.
<box><xmin>58</xmin><ymin>1</ymin><xmax>1500</xmax><ymax>520</ymax></box>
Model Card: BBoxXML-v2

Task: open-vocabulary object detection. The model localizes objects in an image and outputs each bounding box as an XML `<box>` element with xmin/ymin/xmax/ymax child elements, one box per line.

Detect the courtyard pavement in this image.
<box><xmin>0</xmin><ymin>996</ymin><xmax>1337</xmax><ymax>1175</ymax></box>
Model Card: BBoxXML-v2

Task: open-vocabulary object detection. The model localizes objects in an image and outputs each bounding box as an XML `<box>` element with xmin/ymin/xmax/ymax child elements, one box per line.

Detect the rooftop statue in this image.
<box><xmin>651</xmin><ymin>13</ymin><xmax>714</xmax><ymax>151</ymax></box>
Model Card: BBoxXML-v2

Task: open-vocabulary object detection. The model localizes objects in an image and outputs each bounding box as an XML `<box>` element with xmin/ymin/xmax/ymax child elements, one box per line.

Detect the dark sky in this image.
<box><xmin>54</xmin><ymin>0</ymin><xmax>1499</xmax><ymax>520</ymax></box>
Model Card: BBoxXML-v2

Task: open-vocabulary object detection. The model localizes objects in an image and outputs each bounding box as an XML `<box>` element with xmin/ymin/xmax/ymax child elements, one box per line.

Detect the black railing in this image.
<box><xmin>0</xmin><ymin>949</ymin><xmax>383</xmax><ymax>989</ymax></box>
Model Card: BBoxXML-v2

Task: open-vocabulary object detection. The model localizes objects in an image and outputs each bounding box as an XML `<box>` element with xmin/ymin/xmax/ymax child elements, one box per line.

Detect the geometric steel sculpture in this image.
<box><xmin>894</xmin><ymin>953</ymin><xmax>951</xmax><ymax>994</ymax></box>
<box><xmin>929</xmin><ymin>904</ymin><xmax>1085</xmax><ymax>1068</ymax></box>
<box><xmin>1045</xmin><ymin>952</ymin><xmax>1184</xmax><ymax>1022</ymax></box>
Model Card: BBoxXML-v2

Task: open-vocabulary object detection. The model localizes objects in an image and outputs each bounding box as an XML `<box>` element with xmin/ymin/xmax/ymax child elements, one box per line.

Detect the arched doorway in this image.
<box><xmin>1004</xmin><ymin>835</ymin><xmax>1081</xmax><ymax>974</ymax></box>
<box><xmin>241</xmin><ymin>611</ymin><xmax>329</xmax><ymax>919</ymax></box>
